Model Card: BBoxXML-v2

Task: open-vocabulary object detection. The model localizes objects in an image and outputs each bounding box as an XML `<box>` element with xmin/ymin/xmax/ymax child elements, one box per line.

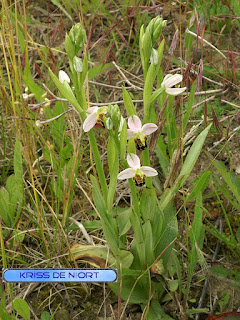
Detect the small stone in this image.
<box><xmin>236</xmin><ymin>165</ymin><xmax>240</xmax><ymax>175</ymax></box>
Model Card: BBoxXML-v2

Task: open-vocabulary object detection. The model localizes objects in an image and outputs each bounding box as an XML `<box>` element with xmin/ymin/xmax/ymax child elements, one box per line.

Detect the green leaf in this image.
<box><xmin>107</xmin><ymin>136</ymin><xmax>116</xmax><ymax>175</ymax></box>
<box><xmin>13</xmin><ymin>230</ymin><xmax>25</xmax><ymax>243</ymax></box>
<box><xmin>107</xmin><ymin>148</ymin><xmax>119</xmax><ymax>212</ymax></box>
<box><xmin>0</xmin><ymin>188</ymin><xmax>11</xmax><ymax>226</ymax></box>
<box><xmin>41</xmin><ymin>311</ymin><xmax>51</xmax><ymax>320</ymax></box>
<box><xmin>82</xmin><ymin>220</ymin><xmax>102</xmax><ymax>231</ymax></box>
<box><xmin>127</xmin><ymin>137</ymin><xmax>136</xmax><ymax>154</ymax></box>
<box><xmin>120</xmin><ymin>120</ymin><xmax>127</xmax><ymax>160</ymax></box>
<box><xmin>48</xmin><ymin>68</ymin><xmax>83</xmax><ymax>115</ymax></box>
<box><xmin>6</xmin><ymin>175</ymin><xmax>18</xmax><ymax>223</ymax></box>
<box><xmin>80</xmin><ymin>55</ymin><xmax>88</xmax><ymax>86</ymax></box>
<box><xmin>109</xmin><ymin>276</ymin><xmax>149</xmax><ymax>304</ymax></box>
<box><xmin>236</xmin><ymin>227</ymin><xmax>240</xmax><ymax>243</ymax></box>
<box><xmin>187</xmin><ymin>171</ymin><xmax>211</xmax><ymax>201</ymax></box>
<box><xmin>144</xmin><ymin>300</ymin><xmax>174</xmax><ymax>320</ymax></box>
<box><xmin>117</xmin><ymin>208</ymin><xmax>132</xmax><ymax>236</ymax></box>
<box><xmin>142</xmin><ymin>30</ymin><xmax>152</xmax><ymax>67</ymax></box>
<box><xmin>140</xmin><ymin>188</ymin><xmax>158</xmax><ymax>222</ymax></box>
<box><xmin>88</xmin><ymin>63</ymin><xmax>112</xmax><ymax>80</ymax></box>
<box><xmin>143</xmin><ymin>220</ymin><xmax>154</xmax><ymax>264</ymax></box>
<box><xmin>154</xmin><ymin>201</ymin><xmax>177</xmax><ymax>266</ymax></box>
<box><xmin>168</xmin><ymin>279</ymin><xmax>179</xmax><ymax>292</ymax></box>
<box><xmin>14</xmin><ymin>139</ymin><xmax>23</xmax><ymax>205</ymax></box>
<box><xmin>65</xmin><ymin>34</ymin><xmax>75</xmax><ymax>60</ymax></box>
<box><xmin>51</xmin><ymin>0</ymin><xmax>73</xmax><ymax>21</ymax></box>
<box><xmin>143</xmin><ymin>64</ymin><xmax>155</xmax><ymax>122</ymax></box>
<box><xmin>90</xmin><ymin>176</ymin><xmax>120</xmax><ymax>258</ymax></box>
<box><xmin>118</xmin><ymin>249</ymin><xmax>134</xmax><ymax>268</ymax></box>
<box><xmin>183</xmin><ymin>80</ymin><xmax>196</xmax><ymax>130</ymax></box>
<box><xmin>154</xmin><ymin>39</ymin><xmax>165</xmax><ymax>78</ymax></box>
<box><xmin>90</xmin><ymin>175</ymin><xmax>106</xmax><ymax>214</ymax></box>
<box><xmin>212</xmin><ymin>160</ymin><xmax>240</xmax><ymax>207</ymax></box>
<box><xmin>159</xmin><ymin>124</ymin><xmax>212</xmax><ymax>211</ymax></box>
<box><xmin>13</xmin><ymin>299</ymin><xmax>30</xmax><ymax>320</ymax></box>
<box><xmin>130</xmin><ymin>209</ymin><xmax>145</xmax><ymax>267</ymax></box>
<box><xmin>122</xmin><ymin>87</ymin><xmax>137</xmax><ymax>116</ymax></box>
<box><xmin>186</xmin><ymin>193</ymin><xmax>205</xmax><ymax>301</ymax></box>
<box><xmin>149</xmin><ymin>87</ymin><xmax>164</xmax><ymax>105</ymax></box>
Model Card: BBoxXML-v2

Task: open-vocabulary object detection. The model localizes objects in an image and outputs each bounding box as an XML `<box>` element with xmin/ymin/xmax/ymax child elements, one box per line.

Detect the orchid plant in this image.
<box><xmin>47</xmin><ymin>19</ymin><xmax>211</xmax><ymax>320</ymax></box>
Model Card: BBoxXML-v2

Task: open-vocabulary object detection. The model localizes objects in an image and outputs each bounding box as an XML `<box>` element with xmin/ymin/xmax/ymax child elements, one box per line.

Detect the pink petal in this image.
<box><xmin>127</xmin><ymin>153</ymin><xmax>140</xmax><ymax>169</ymax></box>
<box><xmin>83</xmin><ymin>112</ymin><xmax>97</xmax><ymax>132</ymax></box>
<box><xmin>127</xmin><ymin>129</ymin><xmax>136</xmax><ymax>139</ymax></box>
<box><xmin>142</xmin><ymin>123</ymin><xmax>158</xmax><ymax>135</ymax></box>
<box><xmin>117</xmin><ymin>168</ymin><xmax>135</xmax><ymax>180</ymax></box>
<box><xmin>128</xmin><ymin>115</ymin><xmax>142</xmax><ymax>131</ymax></box>
<box><xmin>86</xmin><ymin>106</ymin><xmax>99</xmax><ymax>115</ymax></box>
<box><xmin>165</xmin><ymin>87</ymin><xmax>186</xmax><ymax>96</ymax></box>
<box><xmin>140</xmin><ymin>166</ymin><xmax>158</xmax><ymax>177</ymax></box>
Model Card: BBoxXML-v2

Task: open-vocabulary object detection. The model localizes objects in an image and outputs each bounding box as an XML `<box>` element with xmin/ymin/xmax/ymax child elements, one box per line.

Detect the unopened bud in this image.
<box><xmin>59</xmin><ymin>70</ymin><xmax>70</xmax><ymax>84</ymax></box>
<box><xmin>73</xmin><ymin>56</ymin><xmax>83</xmax><ymax>73</ymax></box>
<box><xmin>150</xmin><ymin>48</ymin><xmax>159</xmax><ymax>65</ymax></box>
<box><xmin>68</xmin><ymin>23</ymin><xmax>86</xmax><ymax>56</ymax></box>
<box><xmin>105</xmin><ymin>118</ymin><xmax>113</xmax><ymax>130</ymax></box>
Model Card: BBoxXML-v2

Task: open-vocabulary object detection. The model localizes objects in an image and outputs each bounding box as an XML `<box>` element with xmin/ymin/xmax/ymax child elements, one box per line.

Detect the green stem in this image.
<box><xmin>129</xmin><ymin>180</ymin><xmax>140</xmax><ymax>215</ymax></box>
<box><xmin>87</xmin><ymin>131</ymin><xmax>108</xmax><ymax>201</ymax></box>
<box><xmin>143</xmin><ymin>147</ymin><xmax>152</xmax><ymax>188</ymax></box>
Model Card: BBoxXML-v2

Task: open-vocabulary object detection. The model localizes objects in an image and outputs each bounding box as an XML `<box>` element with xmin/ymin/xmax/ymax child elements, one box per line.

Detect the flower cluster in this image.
<box><xmin>57</xmin><ymin>70</ymin><xmax>185</xmax><ymax>186</ymax></box>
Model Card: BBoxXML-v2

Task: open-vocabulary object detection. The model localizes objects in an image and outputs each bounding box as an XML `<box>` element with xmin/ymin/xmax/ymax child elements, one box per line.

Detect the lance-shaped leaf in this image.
<box><xmin>49</xmin><ymin>68</ymin><xmax>83</xmax><ymax>115</ymax></box>
<box><xmin>160</xmin><ymin>124</ymin><xmax>212</xmax><ymax>211</ymax></box>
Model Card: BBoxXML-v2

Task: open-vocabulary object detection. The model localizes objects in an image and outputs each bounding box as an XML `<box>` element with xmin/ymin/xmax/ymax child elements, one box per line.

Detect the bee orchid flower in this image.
<box><xmin>83</xmin><ymin>106</ymin><xmax>108</xmax><ymax>132</ymax></box>
<box><xmin>127</xmin><ymin>115</ymin><xmax>158</xmax><ymax>150</ymax></box>
<box><xmin>117</xmin><ymin>153</ymin><xmax>158</xmax><ymax>186</ymax></box>
<box><xmin>161</xmin><ymin>74</ymin><xmax>186</xmax><ymax>96</ymax></box>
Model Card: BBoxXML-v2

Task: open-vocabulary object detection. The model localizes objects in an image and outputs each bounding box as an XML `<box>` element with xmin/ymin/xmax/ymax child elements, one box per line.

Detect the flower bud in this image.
<box><xmin>68</xmin><ymin>23</ymin><xmax>86</xmax><ymax>56</ymax></box>
<box><xmin>73</xmin><ymin>56</ymin><xmax>83</xmax><ymax>73</ymax></box>
<box><xmin>150</xmin><ymin>48</ymin><xmax>159</xmax><ymax>65</ymax></box>
<box><xmin>152</xmin><ymin>17</ymin><xmax>167</xmax><ymax>45</ymax></box>
<box><xmin>65</xmin><ymin>34</ymin><xmax>75</xmax><ymax>60</ymax></box>
<box><xmin>105</xmin><ymin>118</ymin><xmax>113</xmax><ymax>130</ymax></box>
<box><xmin>59</xmin><ymin>70</ymin><xmax>70</xmax><ymax>84</ymax></box>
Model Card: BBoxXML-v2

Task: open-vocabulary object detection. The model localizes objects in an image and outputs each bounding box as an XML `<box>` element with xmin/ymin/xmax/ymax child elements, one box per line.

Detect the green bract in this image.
<box><xmin>65</xmin><ymin>23</ymin><xmax>86</xmax><ymax>59</ymax></box>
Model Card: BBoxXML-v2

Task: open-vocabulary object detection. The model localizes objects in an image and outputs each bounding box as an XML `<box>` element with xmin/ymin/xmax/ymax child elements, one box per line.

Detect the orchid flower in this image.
<box><xmin>127</xmin><ymin>115</ymin><xmax>158</xmax><ymax>150</ymax></box>
<box><xmin>83</xmin><ymin>106</ymin><xmax>108</xmax><ymax>132</ymax></box>
<box><xmin>117</xmin><ymin>153</ymin><xmax>158</xmax><ymax>186</ymax></box>
<box><xmin>59</xmin><ymin>70</ymin><xmax>70</xmax><ymax>84</ymax></box>
<box><xmin>161</xmin><ymin>74</ymin><xmax>186</xmax><ymax>96</ymax></box>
